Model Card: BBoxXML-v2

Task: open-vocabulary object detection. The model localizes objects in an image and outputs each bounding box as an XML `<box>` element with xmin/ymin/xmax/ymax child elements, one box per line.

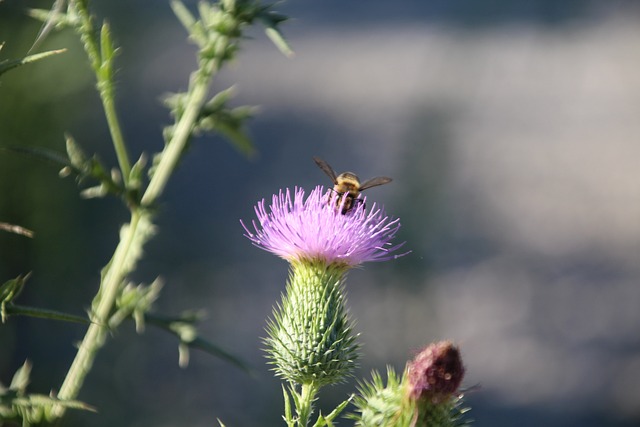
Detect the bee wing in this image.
<box><xmin>359</xmin><ymin>176</ymin><xmax>392</xmax><ymax>191</ymax></box>
<box><xmin>313</xmin><ymin>156</ymin><xmax>339</xmax><ymax>183</ymax></box>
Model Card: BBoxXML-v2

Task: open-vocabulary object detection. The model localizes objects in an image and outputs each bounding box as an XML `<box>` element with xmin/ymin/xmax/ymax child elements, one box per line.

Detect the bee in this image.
<box><xmin>313</xmin><ymin>156</ymin><xmax>392</xmax><ymax>214</ymax></box>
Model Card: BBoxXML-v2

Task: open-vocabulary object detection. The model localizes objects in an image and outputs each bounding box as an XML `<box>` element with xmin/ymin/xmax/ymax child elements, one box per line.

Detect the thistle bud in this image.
<box><xmin>406</xmin><ymin>341</ymin><xmax>465</xmax><ymax>403</ymax></box>
<box><xmin>352</xmin><ymin>342</ymin><xmax>469</xmax><ymax>427</ymax></box>
<box><xmin>265</xmin><ymin>260</ymin><xmax>358</xmax><ymax>386</ymax></box>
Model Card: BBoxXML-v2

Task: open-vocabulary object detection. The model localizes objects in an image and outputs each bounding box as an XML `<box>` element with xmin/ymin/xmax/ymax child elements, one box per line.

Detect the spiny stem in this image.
<box><xmin>74</xmin><ymin>0</ymin><xmax>132</xmax><ymax>182</ymax></box>
<box><xmin>52</xmin><ymin>15</ymin><xmax>226</xmax><ymax>422</ymax></box>
<box><xmin>141</xmin><ymin>59</ymin><xmax>222</xmax><ymax>206</ymax></box>
<box><xmin>100</xmin><ymin>78</ymin><xmax>131</xmax><ymax>181</ymax></box>
<box><xmin>50</xmin><ymin>0</ymin><xmax>258</xmax><ymax>421</ymax></box>
<box><xmin>73</xmin><ymin>0</ymin><xmax>100</xmax><ymax>71</ymax></box>
<box><xmin>298</xmin><ymin>382</ymin><xmax>319</xmax><ymax>427</ymax></box>
<box><xmin>52</xmin><ymin>210</ymin><xmax>145</xmax><ymax>417</ymax></box>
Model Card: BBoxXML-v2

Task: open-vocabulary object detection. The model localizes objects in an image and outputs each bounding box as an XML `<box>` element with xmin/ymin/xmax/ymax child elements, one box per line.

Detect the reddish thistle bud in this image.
<box><xmin>406</xmin><ymin>341</ymin><xmax>465</xmax><ymax>403</ymax></box>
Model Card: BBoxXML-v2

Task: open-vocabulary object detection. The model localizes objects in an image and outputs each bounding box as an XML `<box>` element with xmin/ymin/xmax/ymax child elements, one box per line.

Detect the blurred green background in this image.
<box><xmin>2</xmin><ymin>1</ymin><xmax>640</xmax><ymax>426</ymax></box>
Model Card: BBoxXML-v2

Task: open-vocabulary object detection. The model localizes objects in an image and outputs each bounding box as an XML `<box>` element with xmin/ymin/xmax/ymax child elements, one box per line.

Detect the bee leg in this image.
<box><xmin>351</xmin><ymin>198</ymin><xmax>366</xmax><ymax>212</ymax></box>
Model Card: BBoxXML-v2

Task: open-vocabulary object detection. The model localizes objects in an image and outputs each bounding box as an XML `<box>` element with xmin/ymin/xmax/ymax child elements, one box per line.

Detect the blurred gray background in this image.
<box><xmin>1</xmin><ymin>1</ymin><xmax>639</xmax><ymax>426</ymax></box>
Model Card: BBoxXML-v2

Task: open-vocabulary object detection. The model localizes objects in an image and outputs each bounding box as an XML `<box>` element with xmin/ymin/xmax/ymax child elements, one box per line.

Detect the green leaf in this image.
<box><xmin>79</xmin><ymin>184</ymin><xmax>109</xmax><ymax>199</ymax></box>
<box><xmin>99</xmin><ymin>22</ymin><xmax>118</xmax><ymax>81</ymax></box>
<box><xmin>111</xmin><ymin>279</ymin><xmax>163</xmax><ymax>331</ymax></box>
<box><xmin>65</xmin><ymin>134</ymin><xmax>87</xmax><ymax>169</ymax></box>
<box><xmin>178</xmin><ymin>342</ymin><xmax>190</xmax><ymax>368</ymax></box>
<box><xmin>1</xmin><ymin>141</ymin><xmax>80</xmax><ymax>182</ymax></box>
<box><xmin>288</xmin><ymin>384</ymin><xmax>302</xmax><ymax>417</ymax></box>
<box><xmin>0</xmin><ymin>47</ymin><xmax>66</xmax><ymax>78</ymax></box>
<box><xmin>0</xmin><ymin>145</ymin><xmax>71</xmax><ymax>169</ymax></box>
<box><xmin>144</xmin><ymin>311</ymin><xmax>254</xmax><ymax>373</ymax></box>
<box><xmin>1</xmin><ymin>274</ymin><xmax>29</xmax><ymax>322</ymax></box>
<box><xmin>9</xmin><ymin>361</ymin><xmax>31</xmax><ymax>393</ymax></box>
<box><xmin>28</xmin><ymin>0</ymin><xmax>68</xmax><ymax>51</ymax></box>
<box><xmin>3</xmin><ymin>304</ymin><xmax>91</xmax><ymax>325</ymax></box>
<box><xmin>171</xmin><ymin>0</ymin><xmax>200</xmax><ymax>42</ymax></box>
<box><xmin>207</xmin><ymin>86</ymin><xmax>236</xmax><ymax>110</ymax></box>
<box><xmin>264</xmin><ymin>26</ymin><xmax>294</xmax><ymax>58</ymax></box>
<box><xmin>38</xmin><ymin>135</ymin><xmax>126</xmax><ymax>198</ymax></box>
<box><xmin>282</xmin><ymin>385</ymin><xmax>295</xmax><ymax>427</ymax></box>
<box><xmin>0</xmin><ymin>361</ymin><xmax>95</xmax><ymax>424</ymax></box>
<box><xmin>256</xmin><ymin>6</ymin><xmax>293</xmax><ymax>57</ymax></box>
<box><xmin>215</xmin><ymin>120</ymin><xmax>255</xmax><ymax>157</ymax></box>
<box><xmin>128</xmin><ymin>153</ymin><xmax>148</xmax><ymax>192</ymax></box>
<box><xmin>196</xmin><ymin>89</ymin><xmax>259</xmax><ymax>157</ymax></box>
<box><xmin>0</xmin><ymin>222</ymin><xmax>34</xmax><ymax>238</ymax></box>
<box><xmin>221</xmin><ymin>0</ymin><xmax>236</xmax><ymax>12</ymax></box>
<box><xmin>100</xmin><ymin>22</ymin><xmax>116</xmax><ymax>64</ymax></box>
<box><xmin>1</xmin><ymin>273</ymin><xmax>92</xmax><ymax>325</ymax></box>
<box><xmin>312</xmin><ymin>396</ymin><xmax>353</xmax><ymax>427</ymax></box>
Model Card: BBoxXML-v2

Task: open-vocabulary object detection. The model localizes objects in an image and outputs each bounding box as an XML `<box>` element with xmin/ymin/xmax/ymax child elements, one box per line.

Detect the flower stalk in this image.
<box><xmin>298</xmin><ymin>382</ymin><xmax>319</xmax><ymax>427</ymax></box>
<box><xmin>53</xmin><ymin>210</ymin><xmax>152</xmax><ymax>417</ymax></box>
<box><xmin>71</xmin><ymin>0</ymin><xmax>132</xmax><ymax>183</ymax></box>
<box><xmin>140</xmin><ymin>65</ymin><xmax>213</xmax><ymax>206</ymax></box>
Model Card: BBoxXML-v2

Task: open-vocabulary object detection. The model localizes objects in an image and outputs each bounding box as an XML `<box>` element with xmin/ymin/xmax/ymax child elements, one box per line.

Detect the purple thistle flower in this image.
<box><xmin>241</xmin><ymin>186</ymin><xmax>407</xmax><ymax>267</ymax></box>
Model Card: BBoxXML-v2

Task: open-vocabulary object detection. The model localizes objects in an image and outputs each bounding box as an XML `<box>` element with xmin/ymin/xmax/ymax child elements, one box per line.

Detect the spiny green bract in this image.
<box><xmin>264</xmin><ymin>261</ymin><xmax>359</xmax><ymax>386</ymax></box>
<box><xmin>413</xmin><ymin>396</ymin><xmax>472</xmax><ymax>427</ymax></box>
<box><xmin>352</xmin><ymin>368</ymin><xmax>472</xmax><ymax>427</ymax></box>
<box><xmin>351</xmin><ymin>368</ymin><xmax>415</xmax><ymax>427</ymax></box>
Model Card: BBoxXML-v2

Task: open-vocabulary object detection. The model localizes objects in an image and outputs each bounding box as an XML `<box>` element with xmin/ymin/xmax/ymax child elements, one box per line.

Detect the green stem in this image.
<box><xmin>52</xmin><ymin>210</ymin><xmax>145</xmax><ymax>417</ymax></box>
<box><xmin>100</xmin><ymin>81</ymin><xmax>131</xmax><ymax>181</ymax></box>
<box><xmin>73</xmin><ymin>0</ymin><xmax>100</xmax><ymax>71</ymax></box>
<box><xmin>74</xmin><ymin>0</ymin><xmax>132</xmax><ymax>182</ymax></box>
<box><xmin>141</xmin><ymin>62</ymin><xmax>220</xmax><ymax>206</ymax></box>
<box><xmin>50</xmin><ymin>2</ymin><xmax>229</xmax><ymax>420</ymax></box>
<box><xmin>52</xmin><ymin>35</ymin><xmax>224</xmax><ymax>425</ymax></box>
<box><xmin>298</xmin><ymin>382</ymin><xmax>319</xmax><ymax>427</ymax></box>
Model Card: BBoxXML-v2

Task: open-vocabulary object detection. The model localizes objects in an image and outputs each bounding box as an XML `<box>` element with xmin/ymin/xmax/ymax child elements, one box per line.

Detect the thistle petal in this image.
<box><xmin>241</xmin><ymin>186</ymin><xmax>407</xmax><ymax>267</ymax></box>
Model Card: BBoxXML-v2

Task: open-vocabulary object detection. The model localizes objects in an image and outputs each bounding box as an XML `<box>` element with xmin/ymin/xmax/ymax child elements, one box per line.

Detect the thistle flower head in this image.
<box><xmin>241</xmin><ymin>186</ymin><xmax>406</xmax><ymax>267</ymax></box>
